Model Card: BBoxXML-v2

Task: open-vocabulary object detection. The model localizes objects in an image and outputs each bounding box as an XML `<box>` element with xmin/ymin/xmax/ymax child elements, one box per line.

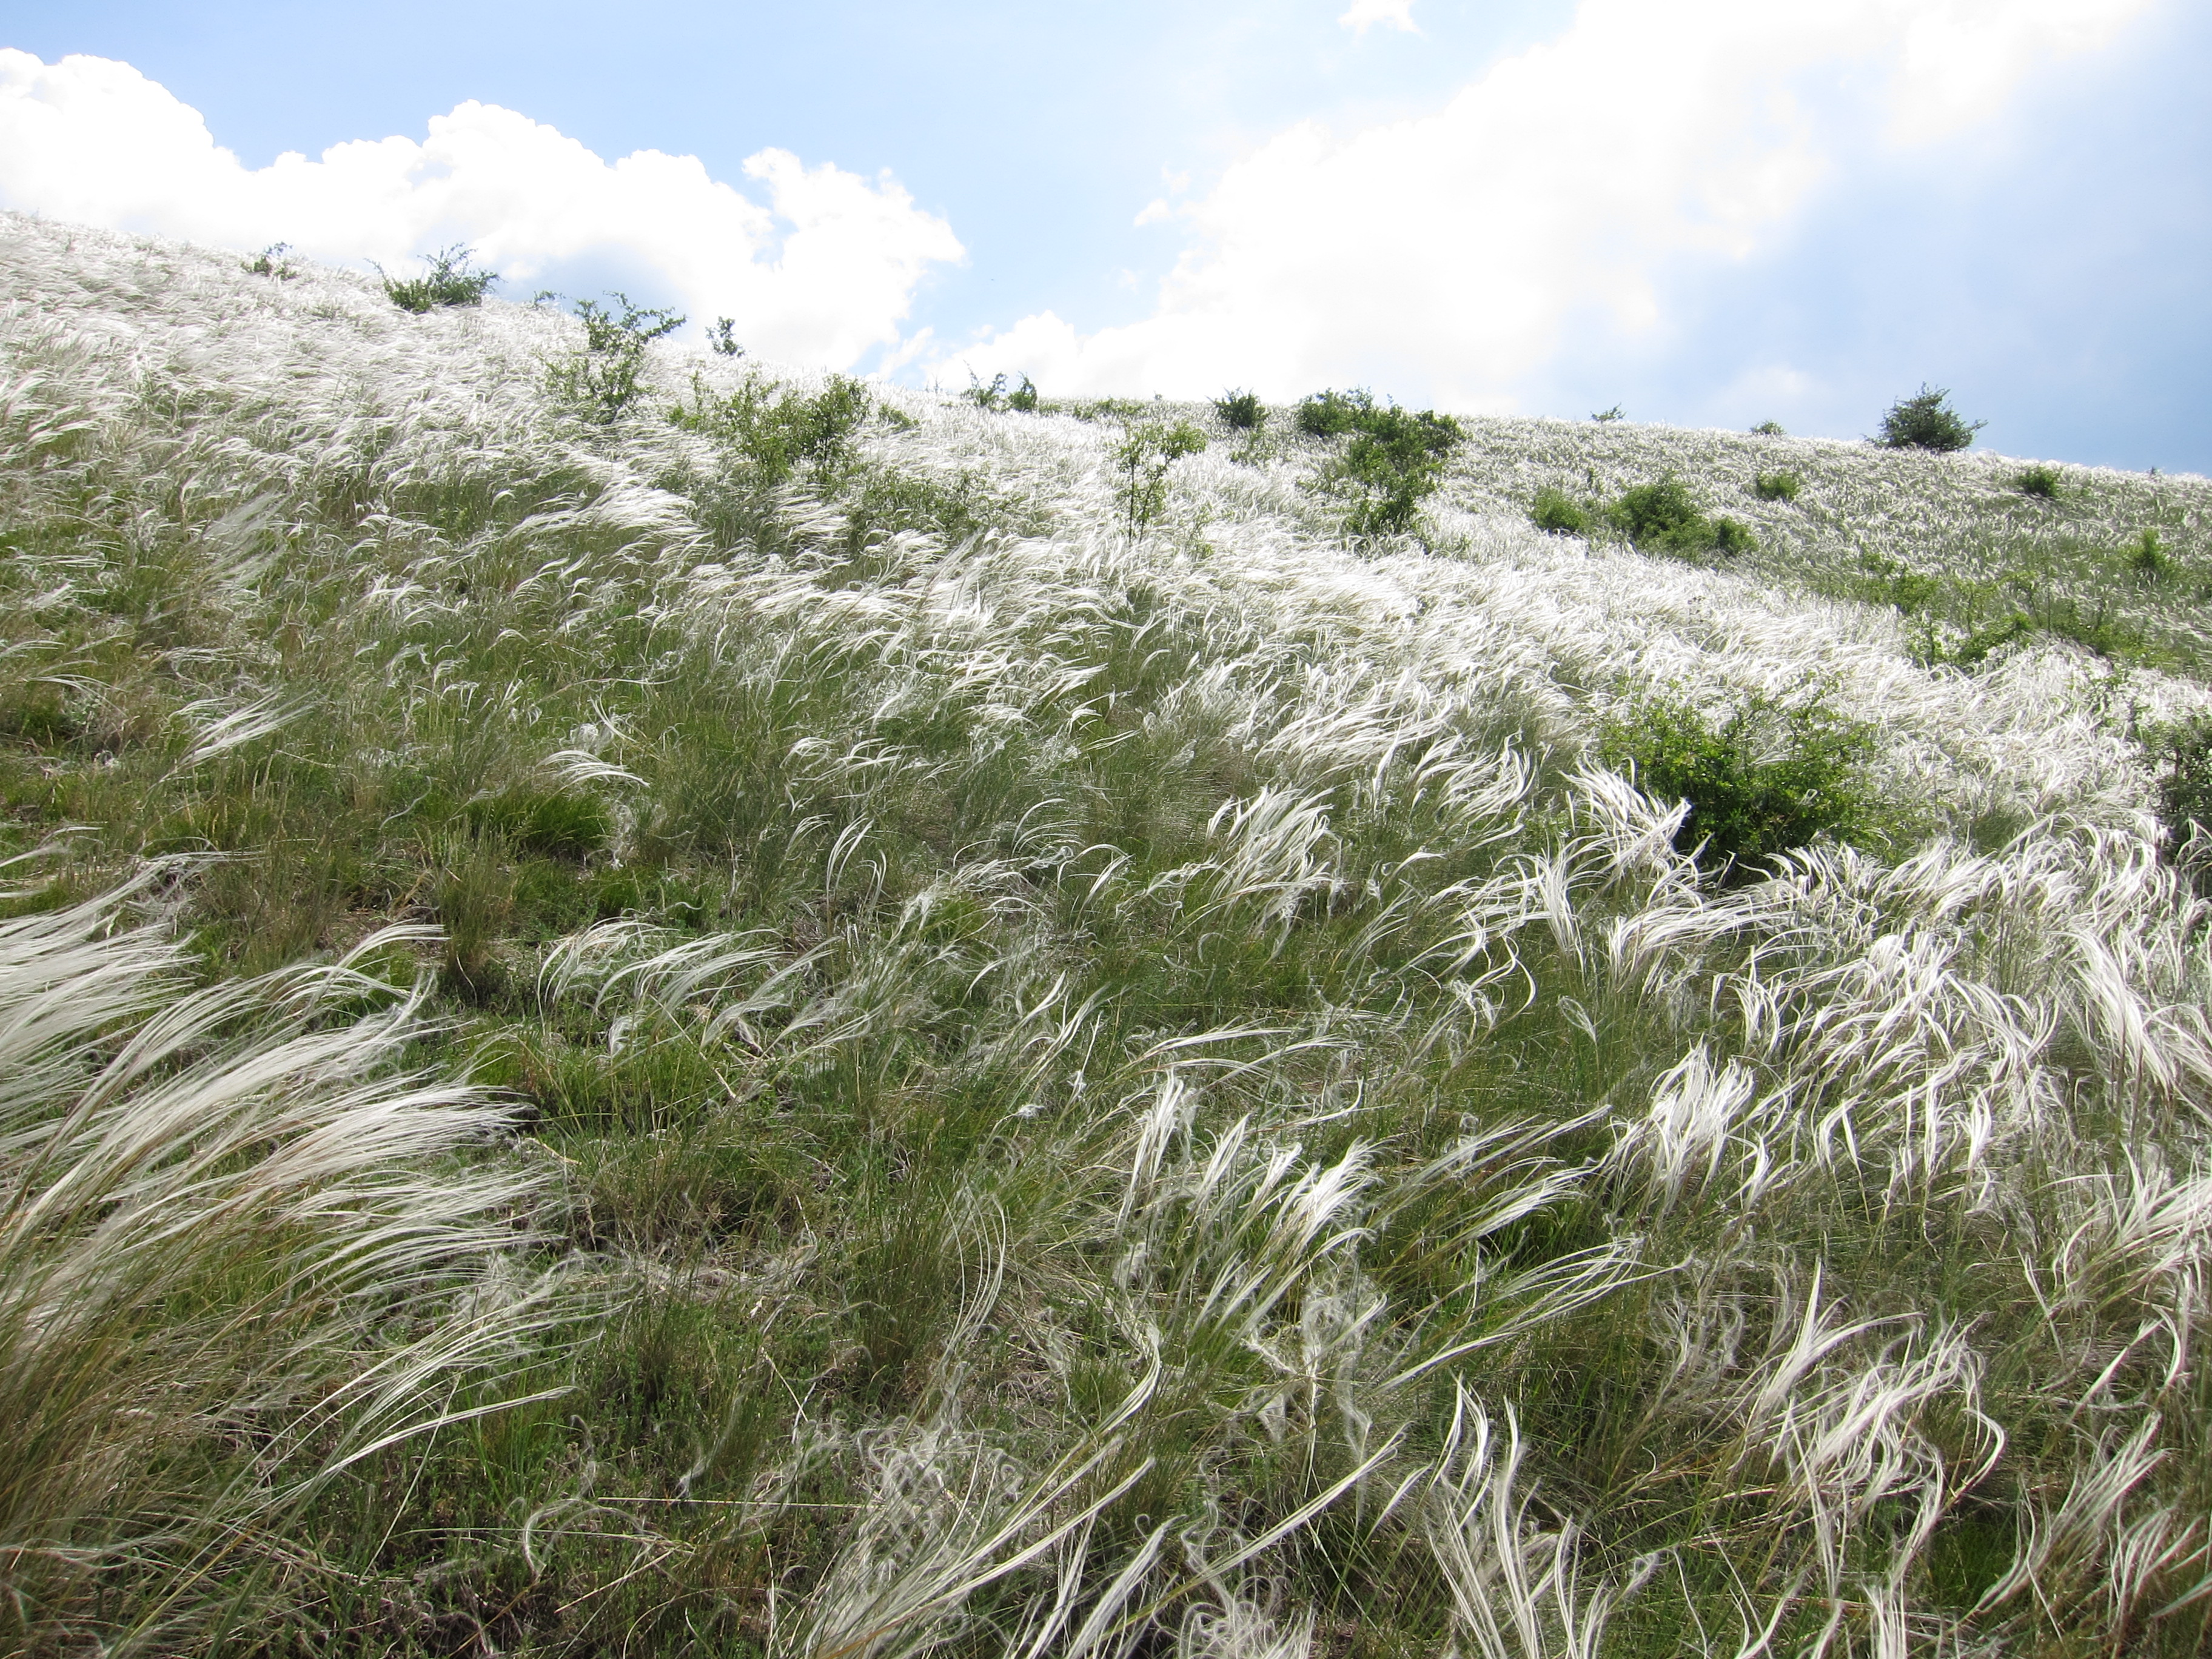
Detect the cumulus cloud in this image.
<box><xmin>936</xmin><ymin>0</ymin><xmax>2154</xmax><ymax>406</ymax></box>
<box><xmin>1339</xmin><ymin>0</ymin><xmax>1421</xmax><ymax>36</ymax></box>
<box><xmin>0</xmin><ymin>50</ymin><xmax>962</xmax><ymax>369</ymax></box>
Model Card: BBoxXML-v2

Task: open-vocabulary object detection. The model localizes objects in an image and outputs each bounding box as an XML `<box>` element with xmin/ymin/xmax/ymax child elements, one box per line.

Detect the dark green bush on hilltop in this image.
<box><xmin>1877</xmin><ymin>385</ymin><xmax>1983</xmax><ymax>452</ymax></box>
<box><xmin>2016</xmin><ymin>464</ymin><xmax>2064</xmax><ymax>499</ymax></box>
<box><xmin>1214</xmin><ymin>389</ymin><xmax>1266</xmax><ymax>431</ymax></box>
<box><xmin>379</xmin><ymin>244</ymin><xmax>498</xmax><ymax>313</ymax></box>
<box><xmin>549</xmin><ymin>293</ymin><xmax>685</xmax><ymax>424</ymax></box>
<box><xmin>670</xmin><ymin>369</ymin><xmax>873</xmax><ymax>488</ymax></box>
<box><xmin>1295</xmin><ymin>387</ymin><xmax>1375</xmax><ymax>437</ymax></box>
<box><xmin>1298</xmin><ymin>390</ymin><xmax>1464</xmax><ymax>537</ymax></box>
<box><xmin>1334</xmin><ymin>407</ymin><xmax>1464</xmax><ymax>535</ymax></box>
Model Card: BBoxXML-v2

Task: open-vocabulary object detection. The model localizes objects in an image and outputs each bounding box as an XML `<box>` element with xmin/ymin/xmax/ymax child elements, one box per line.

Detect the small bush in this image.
<box><xmin>243</xmin><ymin>243</ymin><xmax>297</xmax><ymax>280</ymax></box>
<box><xmin>1603</xmin><ymin>477</ymin><xmax>1757</xmax><ymax>558</ymax></box>
<box><xmin>380</xmin><ymin>244</ymin><xmax>498</xmax><ymax>313</ymax></box>
<box><xmin>1591</xmin><ymin>404</ymin><xmax>1625</xmax><ymax>423</ymax></box>
<box><xmin>1750</xmin><ymin>420</ymin><xmax>1786</xmax><ymax>436</ymax></box>
<box><xmin>2015</xmin><ymin>463</ymin><xmax>2064</xmax><ymax>498</ymax></box>
<box><xmin>1876</xmin><ymin>384</ymin><xmax>1983</xmax><ymax>452</ymax></box>
<box><xmin>1330</xmin><ymin>407</ymin><xmax>1464</xmax><ymax>536</ymax></box>
<box><xmin>1214</xmin><ymin>389</ymin><xmax>1266</xmax><ymax>431</ymax></box>
<box><xmin>1712</xmin><ymin>516</ymin><xmax>1758</xmax><ymax>555</ymax></box>
<box><xmin>1753</xmin><ymin>470</ymin><xmax>1800</xmax><ymax>502</ymax></box>
<box><xmin>707</xmin><ymin>318</ymin><xmax>745</xmax><ymax>358</ymax></box>
<box><xmin>2127</xmin><ymin>528</ymin><xmax>2173</xmax><ymax>581</ymax></box>
<box><xmin>670</xmin><ymin>370</ymin><xmax>873</xmax><ymax>488</ymax></box>
<box><xmin>1295</xmin><ymin>388</ymin><xmax>1375</xmax><ymax>437</ymax></box>
<box><xmin>1113</xmin><ymin>420</ymin><xmax>1208</xmax><ymax>534</ymax></box>
<box><xmin>964</xmin><ymin>372</ymin><xmax>1008</xmax><ymax>411</ymax></box>
<box><xmin>1006</xmin><ymin>375</ymin><xmax>1039</xmax><ymax>414</ymax></box>
<box><xmin>1600</xmin><ymin>688</ymin><xmax>1877</xmax><ymax>876</ymax></box>
<box><xmin>549</xmin><ymin>293</ymin><xmax>685</xmax><ymax>424</ymax></box>
<box><xmin>1530</xmin><ymin>486</ymin><xmax>1593</xmax><ymax>536</ymax></box>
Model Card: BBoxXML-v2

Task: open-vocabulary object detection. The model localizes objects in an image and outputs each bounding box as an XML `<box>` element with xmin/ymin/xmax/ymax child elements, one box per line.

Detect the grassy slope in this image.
<box><xmin>5</xmin><ymin>213</ymin><xmax>2212</xmax><ymax>1656</ymax></box>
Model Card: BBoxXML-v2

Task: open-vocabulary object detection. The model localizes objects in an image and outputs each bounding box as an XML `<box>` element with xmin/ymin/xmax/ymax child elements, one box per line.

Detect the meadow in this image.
<box><xmin>4</xmin><ymin>213</ymin><xmax>2211</xmax><ymax>1657</ymax></box>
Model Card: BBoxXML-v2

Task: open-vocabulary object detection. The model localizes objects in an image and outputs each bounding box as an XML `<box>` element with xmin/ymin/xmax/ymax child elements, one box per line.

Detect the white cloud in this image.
<box><xmin>1339</xmin><ymin>0</ymin><xmax>1422</xmax><ymax>36</ymax></box>
<box><xmin>937</xmin><ymin>0</ymin><xmax>2154</xmax><ymax>405</ymax></box>
<box><xmin>0</xmin><ymin>50</ymin><xmax>963</xmax><ymax>369</ymax></box>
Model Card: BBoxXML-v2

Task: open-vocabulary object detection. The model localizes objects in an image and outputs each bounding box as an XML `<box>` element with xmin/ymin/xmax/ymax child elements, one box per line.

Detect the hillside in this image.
<box><xmin>5</xmin><ymin>213</ymin><xmax>2212</xmax><ymax>1657</ymax></box>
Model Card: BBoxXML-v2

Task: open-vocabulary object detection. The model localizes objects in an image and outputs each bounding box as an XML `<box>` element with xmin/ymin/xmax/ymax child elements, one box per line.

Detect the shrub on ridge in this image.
<box><xmin>1876</xmin><ymin>384</ymin><xmax>1983</xmax><ymax>452</ymax></box>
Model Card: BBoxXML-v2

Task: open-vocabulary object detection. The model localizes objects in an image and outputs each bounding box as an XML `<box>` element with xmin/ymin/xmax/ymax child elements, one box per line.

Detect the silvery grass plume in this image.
<box><xmin>0</xmin><ymin>871</ymin><xmax>561</xmax><ymax>1646</ymax></box>
<box><xmin>10</xmin><ymin>214</ymin><xmax>2212</xmax><ymax>1655</ymax></box>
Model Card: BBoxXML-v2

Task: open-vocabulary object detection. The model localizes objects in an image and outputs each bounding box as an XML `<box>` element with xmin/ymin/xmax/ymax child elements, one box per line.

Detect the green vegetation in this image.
<box><xmin>706</xmin><ymin>316</ymin><xmax>745</xmax><ymax>357</ymax></box>
<box><xmin>1531</xmin><ymin>483</ymin><xmax>1594</xmax><ymax>535</ymax></box>
<box><xmin>7</xmin><ymin>220</ymin><xmax>2212</xmax><ymax>1658</ymax></box>
<box><xmin>1213</xmin><ymin>387</ymin><xmax>1265</xmax><ymax>431</ymax></box>
<box><xmin>2015</xmin><ymin>462</ymin><xmax>2065</xmax><ymax>498</ymax></box>
<box><xmin>1111</xmin><ymin>417</ymin><xmax>1208</xmax><ymax>532</ymax></box>
<box><xmin>1750</xmin><ymin>419</ymin><xmax>1786</xmax><ymax>435</ymax></box>
<box><xmin>2156</xmin><ymin>716</ymin><xmax>2212</xmax><ymax>884</ymax></box>
<box><xmin>242</xmin><ymin>241</ymin><xmax>296</xmax><ymax>280</ymax></box>
<box><xmin>378</xmin><ymin>243</ymin><xmax>498</xmax><ymax>312</ymax></box>
<box><xmin>1294</xmin><ymin>385</ymin><xmax>1375</xmax><ymax>436</ymax></box>
<box><xmin>1877</xmin><ymin>383</ymin><xmax>1984</xmax><ymax>451</ymax></box>
<box><xmin>548</xmin><ymin>293</ymin><xmax>685</xmax><ymax>423</ymax></box>
<box><xmin>670</xmin><ymin>367</ymin><xmax>874</xmax><ymax>489</ymax></box>
<box><xmin>1296</xmin><ymin>390</ymin><xmax>1465</xmax><ymax>536</ymax></box>
<box><xmin>1600</xmin><ymin>686</ymin><xmax>1879</xmax><ymax>875</ymax></box>
<box><xmin>1752</xmin><ymin>468</ymin><xmax>1800</xmax><ymax>501</ymax></box>
<box><xmin>1591</xmin><ymin>403</ymin><xmax>1624</xmax><ymax>422</ymax></box>
<box><xmin>1607</xmin><ymin>474</ymin><xmax>1756</xmax><ymax>557</ymax></box>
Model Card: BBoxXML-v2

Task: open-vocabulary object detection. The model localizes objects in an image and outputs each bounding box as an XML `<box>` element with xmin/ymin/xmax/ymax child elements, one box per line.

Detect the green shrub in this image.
<box><xmin>1006</xmin><ymin>375</ymin><xmax>1039</xmax><ymax>413</ymax></box>
<box><xmin>1600</xmin><ymin>688</ymin><xmax>1877</xmax><ymax>876</ymax></box>
<box><xmin>1295</xmin><ymin>388</ymin><xmax>1374</xmax><ymax>437</ymax></box>
<box><xmin>2015</xmin><ymin>463</ymin><xmax>2064</xmax><ymax>498</ymax></box>
<box><xmin>1712</xmin><ymin>516</ymin><xmax>1758</xmax><ymax>555</ymax></box>
<box><xmin>243</xmin><ymin>243</ymin><xmax>297</xmax><ymax>280</ymax></box>
<box><xmin>1591</xmin><ymin>404</ymin><xmax>1625</xmax><ymax>423</ymax></box>
<box><xmin>1330</xmin><ymin>406</ymin><xmax>1464</xmax><ymax>536</ymax></box>
<box><xmin>670</xmin><ymin>370</ymin><xmax>873</xmax><ymax>488</ymax></box>
<box><xmin>1876</xmin><ymin>384</ymin><xmax>1983</xmax><ymax>452</ymax></box>
<box><xmin>2127</xmin><ymin>528</ymin><xmax>2172</xmax><ymax>581</ymax></box>
<box><xmin>1753</xmin><ymin>470</ymin><xmax>1800</xmax><ymax>502</ymax></box>
<box><xmin>964</xmin><ymin>372</ymin><xmax>1008</xmax><ymax>411</ymax></box>
<box><xmin>707</xmin><ymin>318</ymin><xmax>745</xmax><ymax>358</ymax></box>
<box><xmin>1214</xmin><ymin>389</ymin><xmax>1265</xmax><ymax>431</ymax></box>
<box><xmin>1113</xmin><ymin>420</ymin><xmax>1208</xmax><ymax>534</ymax></box>
<box><xmin>1530</xmin><ymin>486</ymin><xmax>1593</xmax><ymax>535</ymax></box>
<box><xmin>1750</xmin><ymin>420</ymin><xmax>1786</xmax><ymax>436</ymax></box>
<box><xmin>1294</xmin><ymin>392</ymin><xmax>1463</xmax><ymax>535</ymax></box>
<box><xmin>379</xmin><ymin>244</ymin><xmax>498</xmax><ymax>313</ymax></box>
<box><xmin>549</xmin><ymin>293</ymin><xmax>685</xmax><ymax>424</ymax></box>
<box><xmin>1607</xmin><ymin>475</ymin><xmax>1751</xmax><ymax>557</ymax></box>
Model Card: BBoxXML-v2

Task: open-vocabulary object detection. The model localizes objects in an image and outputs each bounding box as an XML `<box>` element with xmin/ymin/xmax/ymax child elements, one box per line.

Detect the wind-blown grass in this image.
<box><xmin>5</xmin><ymin>212</ymin><xmax>2212</xmax><ymax>1654</ymax></box>
<box><xmin>0</xmin><ymin>871</ymin><xmax>560</xmax><ymax>1648</ymax></box>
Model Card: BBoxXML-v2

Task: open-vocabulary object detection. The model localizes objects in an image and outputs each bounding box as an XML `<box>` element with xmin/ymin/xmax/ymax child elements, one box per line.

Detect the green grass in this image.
<box><xmin>8</xmin><ymin>220</ymin><xmax>2212</xmax><ymax>1656</ymax></box>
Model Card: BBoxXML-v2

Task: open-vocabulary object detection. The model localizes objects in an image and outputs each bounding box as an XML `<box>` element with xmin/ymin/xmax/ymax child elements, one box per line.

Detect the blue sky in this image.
<box><xmin>4</xmin><ymin>1</ymin><xmax>2207</xmax><ymax>471</ymax></box>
